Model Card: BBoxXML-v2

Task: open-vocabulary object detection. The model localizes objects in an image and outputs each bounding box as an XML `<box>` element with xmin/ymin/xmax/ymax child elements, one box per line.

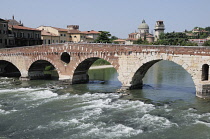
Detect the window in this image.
<box><xmin>64</xmin><ymin>34</ymin><xmax>66</xmax><ymax>37</ymax></box>
<box><xmin>0</xmin><ymin>30</ymin><xmax>1</xmax><ymax>34</ymax></box>
<box><xmin>60</xmin><ymin>34</ymin><xmax>63</xmax><ymax>36</ymax></box>
<box><xmin>74</xmin><ymin>36</ymin><xmax>77</xmax><ymax>38</ymax></box>
<box><xmin>52</xmin><ymin>40</ymin><xmax>54</xmax><ymax>43</ymax></box>
<box><xmin>202</xmin><ymin>64</ymin><xmax>209</xmax><ymax>81</ymax></box>
<box><xmin>5</xmin><ymin>39</ymin><xmax>7</xmax><ymax>45</ymax></box>
<box><xmin>20</xmin><ymin>32</ymin><xmax>24</xmax><ymax>38</ymax></box>
<box><xmin>28</xmin><ymin>33</ymin><xmax>30</xmax><ymax>38</ymax></box>
<box><xmin>0</xmin><ymin>39</ymin><xmax>2</xmax><ymax>43</ymax></box>
<box><xmin>35</xmin><ymin>33</ymin><xmax>38</xmax><ymax>38</ymax></box>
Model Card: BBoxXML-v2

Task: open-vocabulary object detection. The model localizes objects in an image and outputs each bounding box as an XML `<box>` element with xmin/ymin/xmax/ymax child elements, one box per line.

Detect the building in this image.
<box><xmin>40</xmin><ymin>30</ymin><xmax>59</xmax><ymax>44</ymax></box>
<box><xmin>5</xmin><ymin>16</ymin><xmax>42</xmax><ymax>47</ymax></box>
<box><xmin>113</xmin><ymin>39</ymin><xmax>126</xmax><ymax>44</ymax></box>
<box><xmin>67</xmin><ymin>25</ymin><xmax>85</xmax><ymax>43</ymax></box>
<box><xmin>38</xmin><ymin>25</ymin><xmax>100</xmax><ymax>44</ymax></box>
<box><xmin>126</xmin><ymin>20</ymin><xmax>165</xmax><ymax>44</ymax></box>
<box><xmin>0</xmin><ymin>18</ymin><xmax>9</xmax><ymax>48</ymax></box>
<box><xmin>37</xmin><ymin>26</ymin><xmax>68</xmax><ymax>44</ymax></box>
<box><xmin>8</xmin><ymin>25</ymin><xmax>42</xmax><ymax>47</ymax></box>
<box><xmin>81</xmin><ymin>30</ymin><xmax>100</xmax><ymax>43</ymax></box>
<box><xmin>192</xmin><ymin>28</ymin><xmax>209</xmax><ymax>34</ymax></box>
<box><xmin>188</xmin><ymin>39</ymin><xmax>208</xmax><ymax>46</ymax></box>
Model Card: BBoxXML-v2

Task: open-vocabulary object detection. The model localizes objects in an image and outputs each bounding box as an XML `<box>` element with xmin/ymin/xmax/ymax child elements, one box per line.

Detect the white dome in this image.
<box><xmin>138</xmin><ymin>20</ymin><xmax>149</xmax><ymax>29</ymax></box>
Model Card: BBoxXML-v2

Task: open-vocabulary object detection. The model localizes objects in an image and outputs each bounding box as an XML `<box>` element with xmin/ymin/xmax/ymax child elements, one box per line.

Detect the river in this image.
<box><xmin>0</xmin><ymin>61</ymin><xmax>210</xmax><ymax>139</ymax></box>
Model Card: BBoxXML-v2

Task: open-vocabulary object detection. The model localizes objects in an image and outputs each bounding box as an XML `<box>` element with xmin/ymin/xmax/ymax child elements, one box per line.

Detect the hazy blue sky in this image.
<box><xmin>1</xmin><ymin>0</ymin><xmax>210</xmax><ymax>38</ymax></box>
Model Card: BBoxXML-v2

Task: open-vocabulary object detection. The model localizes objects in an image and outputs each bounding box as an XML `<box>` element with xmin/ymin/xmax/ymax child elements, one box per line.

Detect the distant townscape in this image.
<box><xmin>0</xmin><ymin>16</ymin><xmax>210</xmax><ymax>48</ymax></box>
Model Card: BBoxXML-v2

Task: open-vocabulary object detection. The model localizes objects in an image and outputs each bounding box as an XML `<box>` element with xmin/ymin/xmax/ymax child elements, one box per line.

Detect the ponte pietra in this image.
<box><xmin>0</xmin><ymin>43</ymin><xmax>210</xmax><ymax>99</ymax></box>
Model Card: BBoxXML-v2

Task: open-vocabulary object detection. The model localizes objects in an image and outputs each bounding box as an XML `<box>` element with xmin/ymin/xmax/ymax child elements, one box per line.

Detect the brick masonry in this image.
<box><xmin>1</xmin><ymin>43</ymin><xmax>210</xmax><ymax>98</ymax></box>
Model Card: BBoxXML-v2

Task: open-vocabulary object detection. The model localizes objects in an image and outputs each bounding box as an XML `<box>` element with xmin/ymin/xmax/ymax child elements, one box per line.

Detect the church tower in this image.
<box><xmin>154</xmin><ymin>21</ymin><xmax>165</xmax><ymax>41</ymax></box>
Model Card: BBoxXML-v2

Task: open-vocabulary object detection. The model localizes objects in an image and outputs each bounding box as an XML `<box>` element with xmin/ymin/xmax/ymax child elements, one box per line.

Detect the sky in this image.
<box><xmin>1</xmin><ymin>0</ymin><xmax>210</xmax><ymax>38</ymax></box>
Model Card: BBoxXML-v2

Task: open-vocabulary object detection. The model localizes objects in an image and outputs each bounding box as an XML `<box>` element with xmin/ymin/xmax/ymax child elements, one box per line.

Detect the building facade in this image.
<box><xmin>8</xmin><ymin>25</ymin><xmax>42</xmax><ymax>47</ymax></box>
<box><xmin>0</xmin><ymin>18</ymin><xmax>9</xmax><ymax>48</ymax></box>
<box><xmin>38</xmin><ymin>25</ymin><xmax>100</xmax><ymax>44</ymax></box>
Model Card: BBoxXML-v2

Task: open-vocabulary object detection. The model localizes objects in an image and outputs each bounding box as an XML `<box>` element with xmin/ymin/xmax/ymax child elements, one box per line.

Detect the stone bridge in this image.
<box><xmin>1</xmin><ymin>43</ymin><xmax>210</xmax><ymax>99</ymax></box>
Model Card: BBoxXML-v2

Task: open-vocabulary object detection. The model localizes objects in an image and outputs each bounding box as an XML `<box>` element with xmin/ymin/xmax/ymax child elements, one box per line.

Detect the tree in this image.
<box><xmin>110</xmin><ymin>36</ymin><xmax>118</xmax><ymax>42</ymax></box>
<box><xmin>133</xmin><ymin>38</ymin><xmax>143</xmax><ymax>44</ymax></box>
<box><xmin>205</xmin><ymin>27</ymin><xmax>210</xmax><ymax>33</ymax></box>
<box><xmin>203</xmin><ymin>40</ymin><xmax>210</xmax><ymax>46</ymax></box>
<box><xmin>184</xmin><ymin>41</ymin><xmax>198</xmax><ymax>46</ymax></box>
<box><xmin>94</xmin><ymin>31</ymin><xmax>112</xmax><ymax>43</ymax></box>
<box><xmin>154</xmin><ymin>32</ymin><xmax>189</xmax><ymax>46</ymax></box>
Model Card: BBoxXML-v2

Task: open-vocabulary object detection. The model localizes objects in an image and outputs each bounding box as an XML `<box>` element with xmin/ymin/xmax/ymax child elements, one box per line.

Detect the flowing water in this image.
<box><xmin>0</xmin><ymin>61</ymin><xmax>210</xmax><ymax>139</ymax></box>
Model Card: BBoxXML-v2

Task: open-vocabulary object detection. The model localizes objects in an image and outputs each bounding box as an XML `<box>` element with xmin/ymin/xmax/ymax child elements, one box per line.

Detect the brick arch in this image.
<box><xmin>71</xmin><ymin>55</ymin><xmax>118</xmax><ymax>84</ymax></box>
<box><xmin>72</xmin><ymin>54</ymin><xmax>118</xmax><ymax>72</ymax></box>
<box><xmin>27</xmin><ymin>56</ymin><xmax>60</xmax><ymax>73</ymax></box>
<box><xmin>129</xmin><ymin>54</ymin><xmax>196</xmax><ymax>89</ymax></box>
<box><xmin>0</xmin><ymin>59</ymin><xmax>21</xmax><ymax>77</ymax></box>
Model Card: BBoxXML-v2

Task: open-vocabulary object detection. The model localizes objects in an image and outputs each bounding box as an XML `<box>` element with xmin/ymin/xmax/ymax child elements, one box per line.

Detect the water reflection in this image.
<box><xmin>88</xmin><ymin>68</ymin><xmax>121</xmax><ymax>92</ymax></box>
<box><xmin>143</xmin><ymin>60</ymin><xmax>195</xmax><ymax>89</ymax></box>
<box><xmin>86</xmin><ymin>61</ymin><xmax>196</xmax><ymax>102</ymax></box>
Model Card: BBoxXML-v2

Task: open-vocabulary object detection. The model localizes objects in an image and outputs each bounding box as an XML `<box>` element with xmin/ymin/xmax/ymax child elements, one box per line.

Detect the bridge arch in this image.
<box><xmin>0</xmin><ymin>60</ymin><xmax>21</xmax><ymax>78</ymax></box>
<box><xmin>125</xmin><ymin>54</ymin><xmax>197</xmax><ymax>91</ymax></box>
<box><xmin>28</xmin><ymin>57</ymin><xmax>59</xmax><ymax>80</ymax></box>
<box><xmin>72</xmin><ymin>56</ymin><xmax>118</xmax><ymax>84</ymax></box>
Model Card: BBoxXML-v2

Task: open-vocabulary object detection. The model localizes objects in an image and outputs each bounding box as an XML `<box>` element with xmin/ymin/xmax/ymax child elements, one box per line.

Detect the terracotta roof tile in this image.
<box><xmin>41</xmin><ymin>30</ymin><xmax>58</xmax><ymax>36</ymax></box>
<box><xmin>52</xmin><ymin>27</ymin><xmax>68</xmax><ymax>32</ymax></box>
<box><xmin>81</xmin><ymin>30</ymin><xmax>100</xmax><ymax>34</ymax></box>
<box><xmin>126</xmin><ymin>38</ymin><xmax>138</xmax><ymax>41</ymax></box>
<box><xmin>9</xmin><ymin>25</ymin><xmax>40</xmax><ymax>31</ymax></box>
<box><xmin>113</xmin><ymin>39</ymin><xmax>126</xmax><ymax>42</ymax></box>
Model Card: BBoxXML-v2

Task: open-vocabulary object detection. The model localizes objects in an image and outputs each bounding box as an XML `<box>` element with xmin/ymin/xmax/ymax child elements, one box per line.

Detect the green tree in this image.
<box><xmin>205</xmin><ymin>27</ymin><xmax>210</xmax><ymax>33</ymax></box>
<box><xmin>184</xmin><ymin>41</ymin><xmax>198</xmax><ymax>46</ymax></box>
<box><xmin>110</xmin><ymin>36</ymin><xmax>118</xmax><ymax>41</ymax></box>
<box><xmin>94</xmin><ymin>31</ymin><xmax>112</xmax><ymax>43</ymax></box>
<box><xmin>203</xmin><ymin>40</ymin><xmax>210</xmax><ymax>46</ymax></box>
<box><xmin>155</xmin><ymin>32</ymin><xmax>189</xmax><ymax>46</ymax></box>
<box><xmin>133</xmin><ymin>38</ymin><xmax>143</xmax><ymax>44</ymax></box>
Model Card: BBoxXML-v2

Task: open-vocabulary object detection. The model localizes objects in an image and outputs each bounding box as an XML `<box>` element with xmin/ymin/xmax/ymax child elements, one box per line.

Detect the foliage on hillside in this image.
<box><xmin>153</xmin><ymin>32</ymin><xmax>198</xmax><ymax>46</ymax></box>
<box><xmin>203</xmin><ymin>40</ymin><xmax>210</xmax><ymax>46</ymax></box>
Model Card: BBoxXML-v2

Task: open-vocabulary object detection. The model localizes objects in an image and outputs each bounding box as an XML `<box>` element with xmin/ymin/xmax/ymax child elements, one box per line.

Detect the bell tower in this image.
<box><xmin>154</xmin><ymin>21</ymin><xmax>165</xmax><ymax>41</ymax></box>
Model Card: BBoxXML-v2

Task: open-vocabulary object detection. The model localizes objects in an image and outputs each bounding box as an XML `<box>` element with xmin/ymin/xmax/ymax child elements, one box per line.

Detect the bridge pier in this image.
<box><xmin>72</xmin><ymin>73</ymin><xmax>89</xmax><ymax>84</ymax></box>
<box><xmin>196</xmin><ymin>84</ymin><xmax>210</xmax><ymax>99</ymax></box>
<box><xmin>19</xmin><ymin>71</ymin><xmax>29</xmax><ymax>80</ymax></box>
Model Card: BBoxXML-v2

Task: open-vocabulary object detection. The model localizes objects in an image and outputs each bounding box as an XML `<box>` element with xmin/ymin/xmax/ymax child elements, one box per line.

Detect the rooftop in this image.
<box><xmin>81</xmin><ymin>30</ymin><xmax>100</xmax><ymax>34</ymax></box>
<box><xmin>51</xmin><ymin>27</ymin><xmax>68</xmax><ymax>32</ymax></box>
<box><xmin>9</xmin><ymin>25</ymin><xmax>40</xmax><ymax>31</ymax></box>
<box><xmin>41</xmin><ymin>30</ymin><xmax>58</xmax><ymax>36</ymax></box>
